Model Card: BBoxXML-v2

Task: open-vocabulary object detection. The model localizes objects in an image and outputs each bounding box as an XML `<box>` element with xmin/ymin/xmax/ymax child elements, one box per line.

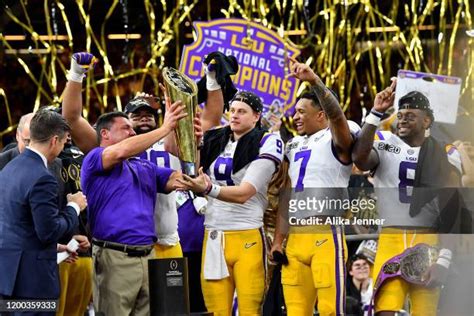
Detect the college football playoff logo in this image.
<box><xmin>170</xmin><ymin>260</ymin><xmax>178</xmax><ymax>270</ymax></box>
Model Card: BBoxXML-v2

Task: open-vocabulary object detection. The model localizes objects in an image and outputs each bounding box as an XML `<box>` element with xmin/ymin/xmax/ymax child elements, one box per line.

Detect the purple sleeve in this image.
<box><xmin>82</xmin><ymin>147</ymin><xmax>105</xmax><ymax>175</ymax></box>
<box><xmin>154</xmin><ymin>165</ymin><xmax>174</xmax><ymax>193</ymax></box>
<box><xmin>80</xmin><ymin>147</ymin><xmax>104</xmax><ymax>195</ymax></box>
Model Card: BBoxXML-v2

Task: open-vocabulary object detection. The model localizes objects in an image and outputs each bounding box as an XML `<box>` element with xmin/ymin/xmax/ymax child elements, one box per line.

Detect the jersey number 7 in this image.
<box><xmin>294</xmin><ymin>150</ymin><xmax>311</xmax><ymax>192</ymax></box>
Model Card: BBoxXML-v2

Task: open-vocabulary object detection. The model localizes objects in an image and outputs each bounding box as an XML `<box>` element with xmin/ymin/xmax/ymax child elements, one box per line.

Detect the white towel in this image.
<box><xmin>193</xmin><ymin>196</ymin><xmax>208</xmax><ymax>215</ymax></box>
<box><xmin>203</xmin><ymin>230</ymin><xmax>229</xmax><ymax>280</ymax></box>
<box><xmin>156</xmin><ymin>232</ymin><xmax>180</xmax><ymax>246</ymax></box>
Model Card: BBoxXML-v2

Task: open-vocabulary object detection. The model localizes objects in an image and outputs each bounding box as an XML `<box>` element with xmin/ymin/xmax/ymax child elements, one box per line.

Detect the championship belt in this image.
<box><xmin>368</xmin><ymin>243</ymin><xmax>439</xmax><ymax>316</ymax></box>
<box><xmin>162</xmin><ymin>67</ymin><xmax>198</xmax><ymax>176</ymax></box>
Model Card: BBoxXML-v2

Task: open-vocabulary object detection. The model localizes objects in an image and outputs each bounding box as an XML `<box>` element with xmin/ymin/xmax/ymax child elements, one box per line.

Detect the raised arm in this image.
<box><xmin>199</xmin><ymin>52</ymin><xmax>238</xmax><ymax>134</ymax></box>
<box><xmin>288</xmin><ymin>57</ymin><xmax>352</xmax><ymax>163</ymax></box>
<box><xmin>101</xmin><ymin>101</ymin><xmax>186</xmax><ymax>170</ymax></box>
<box><xmin>62</xmin><ymin>52</ymin><xmax>98</xmax><ymax>153</ymax></box>
<box><xmin>201</xmin><ymin>89</ymin><xmax>225</xmax><ymax>134</ymax></box>
<box><xmin>352</xmin><ymin>80</ymin><xmax>396</xmax><ymax>171</ymax></box>
<box><xmin>200</xmin><ymin>63</ymin><xmax>225</xmax><ymax>134</ymax></box>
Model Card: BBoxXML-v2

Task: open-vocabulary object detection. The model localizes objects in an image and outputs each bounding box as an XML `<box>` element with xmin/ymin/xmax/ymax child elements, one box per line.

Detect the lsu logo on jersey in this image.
<box><xmin>377</xmin><ymin>142</ymin><xmax>401</xmax><ymax>154</ymax></box>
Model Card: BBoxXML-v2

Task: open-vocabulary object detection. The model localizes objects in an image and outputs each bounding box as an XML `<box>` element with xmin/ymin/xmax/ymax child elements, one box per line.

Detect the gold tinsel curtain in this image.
<box><xmin>0</xmin><ymin>0</ymin><xmax>472</xmax><ymax>144</ymax></box>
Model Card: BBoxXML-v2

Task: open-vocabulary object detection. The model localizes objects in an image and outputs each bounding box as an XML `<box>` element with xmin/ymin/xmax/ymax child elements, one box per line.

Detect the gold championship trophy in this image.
<box><xmin>149</xmin><ymin>68</ymin><xmax>197</xmax><ymax>315</ymax></box>
<box><xmin>162</xmin><ymin>67</ymin><xmax>198</xmax><ymax>176</ymax></box>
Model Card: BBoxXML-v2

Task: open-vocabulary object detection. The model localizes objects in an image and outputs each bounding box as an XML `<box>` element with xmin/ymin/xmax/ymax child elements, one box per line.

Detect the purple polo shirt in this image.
<box><xmin>81</xmin><ymin>147</ymin><xmax>173</xmax><ymax>245</ymax></box>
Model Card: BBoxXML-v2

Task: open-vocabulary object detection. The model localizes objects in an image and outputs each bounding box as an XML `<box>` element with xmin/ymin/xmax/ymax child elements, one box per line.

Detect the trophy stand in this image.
<box><xmin>148</xmin><ymin>258</ymin><xmax>213</xmax><ymax>315</ymax></box>
<box><xmin>149</xmin><ymin>258</ymin><xmax>189</xmax><ymax>315</ymax></box>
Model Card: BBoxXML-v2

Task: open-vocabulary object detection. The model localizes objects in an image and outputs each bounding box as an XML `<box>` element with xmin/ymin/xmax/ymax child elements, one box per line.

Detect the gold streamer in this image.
<box><xmin>56</xmin><ymin>2</ymin><xmax>74</xmax><ymax>50</ymax></box>
<box><xmin>461</xmin><ymin>0</ymin><xmax>473</xmax><ymax>96</ymax></box>
<box><xmin>447</xmin><ymin>2</ymin><xmax>463</xmax><ymax>76</ymax></box>
<box><xmin>438</xmin><ymin>0</ymin><xmax>448</xmax><ymax>74</ymax></box>
<box><xmin>0</xmin><ymin>89</ymin><xmax>13</xmax><ymax>128</ymax></box>
<box><xmin>0</xmin><ymin>0</ymin><xmax>472</xmax><ymax>145</ymax></box>
<box><xmin>100</xmin><ymin>0</ymin><xmax>120</xmax><ymax>110</ymax></box>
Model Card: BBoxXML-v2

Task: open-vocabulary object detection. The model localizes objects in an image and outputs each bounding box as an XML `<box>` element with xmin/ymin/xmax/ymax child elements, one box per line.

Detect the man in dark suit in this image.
<box><xmin>0</xmin><ymin>109</ymin><xmax>87</xmax><ymax>314</ymax></box>
<box><xmin>0</xmin><ymin>113</ymin><xmax>65</xmax><ymax>210</ymax></box>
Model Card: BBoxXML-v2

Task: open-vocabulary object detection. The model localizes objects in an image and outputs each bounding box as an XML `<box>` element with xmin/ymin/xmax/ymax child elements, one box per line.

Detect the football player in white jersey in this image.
<box><xmin>271</xmin><ymin>57</ymin><xmax>360</xmax><ymax>316</ymax></box>
<box><xmin>352</xmin><ymin>81</ymin><xmax>463</xmax><ymax>316</ymax></box>
<box><xmin>124</xmin><ymin>96</ymin><xmax>184</xmax><ymax>258</ymax></box>
<box><xmin>176</xmin><ymin>64</ymin><xmax>284</xmax><ymax>314</ymax></box>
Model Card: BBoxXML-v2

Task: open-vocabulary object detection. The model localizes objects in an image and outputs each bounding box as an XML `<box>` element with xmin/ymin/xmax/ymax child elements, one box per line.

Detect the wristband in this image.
<box><xmin>203</xmin><ymin>181</ymin><xmax>212</xmax><ymax>196</ymax></box>
<box><xmin>205</xmin><ymin>64</ymin><xmax>221</xmax><ymax>91</ymax></box>
<box><xmin>67</xmin><ymin>71</ymin><xmax>85</xmax><ymax>83</ymax></box>
<box><xmin>436</xmin><ymin>248</ymin><xmax>452</xmax><ymax>269</ymax></box>
<box><xmin>371</xmin><ymin>109</ymin><xmax>385</xmax><ymax>118</ymax></box>
<box><xmin>207</xmin><ymin>184</ymin><xmax>222</xmax><ymax>198</ymax></box>
<box><xmin>436</xmin><ymin>257</ymin><xmax>451</xmax><ymax>269</ymax></box>
<box><xmin>438</xmin><ymin>248</ymin><xmax>453</xmax><ymax>260</ymax></box>
<box><xmin>365</xmin><ymin>112</ymin><xmax>382</xmax><ymax>126</ymax></box>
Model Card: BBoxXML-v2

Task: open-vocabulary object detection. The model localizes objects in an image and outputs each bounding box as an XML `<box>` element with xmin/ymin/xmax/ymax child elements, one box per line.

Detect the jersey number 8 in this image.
<box><xmin>398</xmin><ymin>161</ymin><xmax>417</xmax><ymax>203</ymax></box>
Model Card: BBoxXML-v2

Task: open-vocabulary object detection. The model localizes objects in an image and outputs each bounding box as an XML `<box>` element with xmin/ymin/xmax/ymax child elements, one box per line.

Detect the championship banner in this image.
<box><xmin>394</xmin><ymin>70</ymin><xmax>462</xmax><ymax>124</ymax></box>
<box><xmin>180</xmin><ymin>18</ymin><xmax>301</xmax><ymax>117</ymax></box>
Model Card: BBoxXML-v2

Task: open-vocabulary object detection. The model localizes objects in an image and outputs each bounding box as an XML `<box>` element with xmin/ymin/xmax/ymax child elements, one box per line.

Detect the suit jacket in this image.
<box><xmin>0</xmin><ymin>141</ymin><xmax>17</xmax><ymax>153</ymax></box>
<box><xmin>0</xmin><ymin>149</ymin><xmax>78</xmax><ymax>298</ymax></box>
<box><xmin>0</xmin><ymin>147</ymin><xmax>20</xmax><ymax>170</ymax></box>
<box><xmin>0</xmin><ymin>147</ymin><xmax>66</xmax><ymax>208</ymax></box>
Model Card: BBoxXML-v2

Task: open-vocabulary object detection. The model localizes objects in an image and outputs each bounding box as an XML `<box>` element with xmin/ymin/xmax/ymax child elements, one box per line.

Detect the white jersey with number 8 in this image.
<box><xmin>372</xmin><ymin>131</ymin><xmax>462</xmax><ymax>227</ymax></box>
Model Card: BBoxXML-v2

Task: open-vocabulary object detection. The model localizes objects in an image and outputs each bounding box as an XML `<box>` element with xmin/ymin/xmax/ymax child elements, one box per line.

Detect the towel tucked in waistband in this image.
<box><xmin>203</xmin><ymin>230</ymin><xmax>229</xmax><ymax>280</ymax></box>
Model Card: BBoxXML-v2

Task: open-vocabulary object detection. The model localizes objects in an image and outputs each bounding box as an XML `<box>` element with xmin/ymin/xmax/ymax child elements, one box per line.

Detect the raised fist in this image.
<box><xmin>68</xmin><ymin>52</ymin><xmax>97</xmax><ymax>82</ymax></box>
<box><xmin>72</xmin><ymin>52</ymin><xmax>97</xmax><ymax>72</ymax></box>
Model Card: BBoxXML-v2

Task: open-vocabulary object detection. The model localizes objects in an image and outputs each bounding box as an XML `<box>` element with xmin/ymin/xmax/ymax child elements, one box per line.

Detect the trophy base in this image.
<box><xmin>182</xmin><ymin>162</ymin><xmax>196</xmax><ymax>177</ymax></box>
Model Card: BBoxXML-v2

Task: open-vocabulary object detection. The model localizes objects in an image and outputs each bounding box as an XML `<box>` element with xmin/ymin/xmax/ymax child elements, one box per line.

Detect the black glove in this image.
<box><xmin>272</xmin><ymin>250</ymin><xmax>289</xmax><ymax>265</ymax></box>
<box><xmin>197</xmin><ymin>51</ymin><xmax>239</xmax><ymax>111</ymax></box>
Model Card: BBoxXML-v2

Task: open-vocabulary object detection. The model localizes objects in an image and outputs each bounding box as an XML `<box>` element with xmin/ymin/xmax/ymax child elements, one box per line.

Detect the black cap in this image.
<box><xmin>398</xmin><ymin>91</ymin><xmax>434</xmax><ymax>123</ymax></box>
<box><xmin>231</xmin><ymin>91</ymin><xmax>263</xmax><ymax>113</ymax></box>
<box><xmin>398</xmin><ymin>91</ymin><xmax>430</xmax><ymax>111</ymax></box>
<box><xmin>124</xmin><ymin>98</ymin><xmax>156</xmax><ymax>115</ymax></box>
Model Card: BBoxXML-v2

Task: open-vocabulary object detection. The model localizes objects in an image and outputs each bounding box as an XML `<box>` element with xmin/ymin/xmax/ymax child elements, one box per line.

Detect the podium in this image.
<box><xmin>149</xmin><ymin>258</ymin><xmax>190</xmax><ymax>315</ymax></box>
<box><xmin>149</xmin><ymin>257</ymin><xmax>213</xmax><ymax>316</ymax></box>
